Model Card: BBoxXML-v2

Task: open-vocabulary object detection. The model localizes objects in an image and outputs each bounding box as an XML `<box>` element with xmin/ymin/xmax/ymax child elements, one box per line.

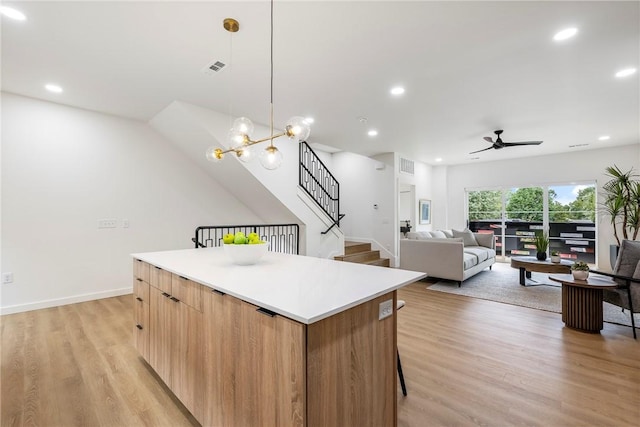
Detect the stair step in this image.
<box><xmin>344</xmin><ymin>241</ymin><xmax>372</xmax><ymax>255</ymax></box>
<box><xmin>335</xmin><ymin>250</ymin><xmax>381</xmax><ymax>263</ymax></box>
<box><xmin>364</xmin><ymin>258</ymin><xmax>390</xmax><ymax>267</ymax></box>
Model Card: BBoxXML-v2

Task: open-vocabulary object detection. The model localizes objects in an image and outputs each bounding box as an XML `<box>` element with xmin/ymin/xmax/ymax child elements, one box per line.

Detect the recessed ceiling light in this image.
<box><xmin>553</xmin><ymin>27</ymin><xmax>578</xmax><ymax>41</ymax></box>
<box><xmin>368</xmin><ymin>130</ymin><xmax>378</xmax><ymax>137</ymax></box>
<box><xmin>45</xmin><ymin>84</ymin><xmax>63</xmax><ymax>93</ymax></box>
<box><xmin>615</xmin><ymin>68</ymin><xmax>637</xmax><ymax>78</ymax></box>
<box><xmin>435</xmin><ymin>158</ymin><xmax>443</xmax><ymax>162</ymax></box>
<box><xmin>598</xmin><ymin>135</ymin><xmax>610</xmax><ymax>141</ymax></box>
<box><xmin>390</xmin><ymin>86</ymin><xmax>405</xmax><ymax>96</ymax></box>
<box><xmin>0</xmin><ymin>6</ymin><xmax>27</xmax><ymax>21</ymax></box>
<box><xmin>303</xmin><ymin>117</ymin><xmax>314</xmax><ymax>124</ymax></box>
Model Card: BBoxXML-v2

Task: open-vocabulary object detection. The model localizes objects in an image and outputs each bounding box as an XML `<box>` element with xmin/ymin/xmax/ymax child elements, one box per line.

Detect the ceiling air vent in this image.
<box><xmin>202</xmin><ymin>60</ymin><xmax>227</xmax><ymax>75</ymax></box>
<box><xmin>399</xmin><ymin>158</ymin><xmax>414</xmax><ymax>175</ymax></box>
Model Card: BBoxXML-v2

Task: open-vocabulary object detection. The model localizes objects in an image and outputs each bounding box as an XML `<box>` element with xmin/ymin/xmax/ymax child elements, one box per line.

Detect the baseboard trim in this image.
<box><xmin>0</xmin><ymin>287</ymin><xmax>133</xmax><ymax>315</ymax></box>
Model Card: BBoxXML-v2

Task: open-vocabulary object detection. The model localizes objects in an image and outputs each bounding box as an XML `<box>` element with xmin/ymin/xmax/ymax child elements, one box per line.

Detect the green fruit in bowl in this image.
<box><xmin>222</xmin><ymin>233</ymin><xmax>235</xmax><ymax>244</ymax></box>
<box><xmin>248</xmin><ymin>232</ymin><xmax>259</xmax><ymax>241</ymax></box>
<box><xmin>233</xmin><ymin>231</ymin><xmax>246</xmax><ymax>244</ymax></box>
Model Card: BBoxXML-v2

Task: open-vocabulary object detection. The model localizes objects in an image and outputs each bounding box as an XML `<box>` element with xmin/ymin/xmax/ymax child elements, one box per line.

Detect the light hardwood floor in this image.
<box><xmin>2</xmin><ymin>283</ymin><xmax>639</xmax><ymax>426</ymax></box>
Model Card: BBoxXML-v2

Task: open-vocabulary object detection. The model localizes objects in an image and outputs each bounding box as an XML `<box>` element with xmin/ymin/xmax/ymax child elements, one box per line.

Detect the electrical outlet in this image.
<box><xmin>378</xmin><ymin>299</ymin><xmax>393</xmax><ymax>320</ymax></box>
<box><xmin>97</xmin><ymin>218</ymin><xmax>118</xmax><ymax>229</ymax></box>
<box><xmin>2</xmin><ymin>272</ymin><xmax>13</xmax><ymax>284</ymax></box>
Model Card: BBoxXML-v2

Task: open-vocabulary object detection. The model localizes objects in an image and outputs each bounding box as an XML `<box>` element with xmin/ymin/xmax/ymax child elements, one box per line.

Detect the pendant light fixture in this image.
<box><xmin>206</xmin><ymin>1</ymin><xmax>311</xmax><ymax>170</ymax></box>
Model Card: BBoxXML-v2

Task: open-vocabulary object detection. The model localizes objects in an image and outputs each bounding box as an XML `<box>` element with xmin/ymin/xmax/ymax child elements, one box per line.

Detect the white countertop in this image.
<box><xmin>132</xmin><ymin>248</ymin><xmax>426</xmax><ymax>324</ymax></box>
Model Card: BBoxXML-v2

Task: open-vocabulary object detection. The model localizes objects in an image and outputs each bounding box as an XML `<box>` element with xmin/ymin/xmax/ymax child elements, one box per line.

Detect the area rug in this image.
<box><xmin>426</xmin><ymin>262</ymin><xmax>639</xmax><ymax>329</ymax></box>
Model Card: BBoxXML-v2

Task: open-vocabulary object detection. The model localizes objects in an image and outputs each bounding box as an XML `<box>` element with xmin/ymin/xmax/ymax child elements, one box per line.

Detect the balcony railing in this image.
<box><xmin>193</xmin><ymin>224</ymin><xmax>300</xmax><ymax>255</ymax></box>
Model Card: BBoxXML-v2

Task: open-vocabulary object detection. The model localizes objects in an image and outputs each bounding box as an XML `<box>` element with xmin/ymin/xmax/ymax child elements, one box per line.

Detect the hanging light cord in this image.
<box><xmin>269</xmin><ymin>0</ymin><xmax>274</xmax><ymax>147</ymax></box>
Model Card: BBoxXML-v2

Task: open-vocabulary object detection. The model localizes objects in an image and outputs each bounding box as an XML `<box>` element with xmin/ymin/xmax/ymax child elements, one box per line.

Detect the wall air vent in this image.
<box><xmin>399</xmin><ymin>158</ymin><xmax>414</xmax><ymax>175</ymax></box>
<box><xmin>569</xmin><ymin>143</ymin><xmax>589</xmax><ymax>148</ymax></box>
<box><xmin>202</xmin><ymin>60</ymin><xmax>227</xmax><ymax>75</ymax></box>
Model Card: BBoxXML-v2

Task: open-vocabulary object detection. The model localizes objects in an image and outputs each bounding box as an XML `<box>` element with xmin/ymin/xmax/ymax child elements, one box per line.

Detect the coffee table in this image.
<box><xmin>510</xmin><ymin>256</ymin><xmax>572</xmax><ymax>286</ymax></box>
<box><xmin>549</xmin><ymin>274</ymin><xmax>618</xmax><ymax>333</ymax></box>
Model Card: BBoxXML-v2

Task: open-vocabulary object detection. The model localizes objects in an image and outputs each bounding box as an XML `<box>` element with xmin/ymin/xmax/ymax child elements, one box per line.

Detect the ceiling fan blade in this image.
<box><xmin>469</xmin><ymin>146</ymin><xmax>495</xmax><ymax>154</ymax></box>
<box><xmin>483</xmin><ymin>136</ymin><xmax>494</xmax><ymax>143</ymax></box>
<box><xmin>502</xmin><ymin>141</ymin><xmax>543</xmax><ymax>147</ymax></box>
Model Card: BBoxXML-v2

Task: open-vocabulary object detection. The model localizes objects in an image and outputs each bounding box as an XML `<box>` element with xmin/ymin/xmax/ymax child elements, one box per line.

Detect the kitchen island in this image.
<box><xmin>132</xmin><ymin>247</ymin><xmax>425</xmax><ymax>426</ymax></box>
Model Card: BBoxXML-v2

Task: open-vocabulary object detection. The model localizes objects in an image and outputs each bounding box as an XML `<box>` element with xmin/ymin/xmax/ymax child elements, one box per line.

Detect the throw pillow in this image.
<box><xmin>430</xmin><ymin>230</ymin><xmax>447</xmax><ymax>239</ymax></box>
<box><xmin>452</xmin><ymin>229</ymin><xmax>478</xmax><ymax>247</ymax></box>
<box><xmin>441</xmin><ymin>230</ymin><xmax>454</xmax><ymax>238</ymax></box>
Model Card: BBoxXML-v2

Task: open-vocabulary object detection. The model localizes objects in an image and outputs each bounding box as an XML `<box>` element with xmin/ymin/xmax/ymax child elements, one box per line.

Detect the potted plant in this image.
<box><xmin>601</xmin><ymin>165</ymin><xmax>640</xmax><ymax>268</ymax></box>
<box><xmin>534</xmin><ymin>231</ymin><xmax>549</xmax><ymax>261</ymax></box>
<box><xmin>571</xmin><ymin>261</ymin><xmax>589</xmax><ymax>280</ymax></box>
<box><xmin>550</xmin><ymin>250</ymin><xmax>561</xmax><ymax>263</ymax></box>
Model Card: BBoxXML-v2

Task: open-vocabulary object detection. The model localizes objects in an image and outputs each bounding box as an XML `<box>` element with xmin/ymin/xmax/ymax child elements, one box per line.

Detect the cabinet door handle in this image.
<box><xmin>136</xmin><ymin>297</ymin><xmax>143</xmax><ymax>302</ymax></box>
<box><xmin>155</xmin><ymin>266</ymin><xmax>161</xmax><ymax>270</ymax></box>
<box><xmin>179</xmin><ymin>275</ymin><xmax>188</xmax><ymax>280</ymax></box>
<box><xmin>162</xmin><ymin>292</ymin><xmax>170</xmax><ymax>298</ymax></box>
<box><xmin>212</xmin><ymin>289</ymin><xmax>226</xmax><ymax>296</ymax></box>
<box><xmin>136</xmin><ymin>278</ymin><xmax>143</xmax><ymax>282</ymax></box>
<box><xmin>136</xmin><ymin>324</ymin><xmax>143</xmax><ymax>330</ymax></box>
<box><xmin>170</xmin><ymin>296</ymin><xmax>180</xmax><ymax>303</ymax></box>
<box><xmin>256</xmin><ymin>307</ymin><xmax>277</xmax><ymax>317</ymax></box>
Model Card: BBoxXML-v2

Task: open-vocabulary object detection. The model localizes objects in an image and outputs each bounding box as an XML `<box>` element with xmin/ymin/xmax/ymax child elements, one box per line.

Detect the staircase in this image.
<box><xmin>334</xmin><ymin>241</ymin><xmax>390</xmax><ymax>267</ymax></box>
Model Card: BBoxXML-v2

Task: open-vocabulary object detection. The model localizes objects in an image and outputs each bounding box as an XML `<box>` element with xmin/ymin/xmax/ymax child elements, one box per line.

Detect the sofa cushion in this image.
<box><xmin>452</xmin><ymin>229</ymin><xmax>478</xmax><ymax>246</ymax></box>
<box><xmin>464</xmin><ymin>246</ymin><xmax>489</xmax><ymax>262</ymax></box>
<box><xmin>463</xmin><ymin>252</ymin><xmax>479</xmax><ymax>270</ymax></box>
<box><xmin>430</xmin><ymin>230</ymin><xmax>447</xmax><ymax>239</ymax></box>
<box><xmin>441</xmin><ymin>230</ymin><xmax>454</xmax><ymax>238</ymax></box>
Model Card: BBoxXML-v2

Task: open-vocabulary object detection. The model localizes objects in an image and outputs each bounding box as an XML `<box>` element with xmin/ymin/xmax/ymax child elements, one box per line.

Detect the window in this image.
<box><xmin>467</xmin><ymin>183</ymin><xmax>597</xmax><ymax>263</ymax></box>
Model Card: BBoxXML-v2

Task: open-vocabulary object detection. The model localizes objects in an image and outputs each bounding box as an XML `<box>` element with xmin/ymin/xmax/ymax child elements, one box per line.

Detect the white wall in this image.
<box><xmin>398</xmin><ymin>158</ymin><xmax>433</xmax><ymax>232</ymax></box>
<box><xmin>1</xmin><ymin>93</ymin><xmax>262</xmax><ymax>314</ymax></box>
<box><xmin>332</xmin><ymin>151</ymin><xmax>396</xmax><ymax>263</ymax></box>
<box><xmin>150</xmin><ymin>101</ymin><xmax>343</xmax><ymax>258</ymax></box>
<box><xmin>440</xmin><ymin>144</ymin><xmax>640</xmax><ymax>268</ymax></box>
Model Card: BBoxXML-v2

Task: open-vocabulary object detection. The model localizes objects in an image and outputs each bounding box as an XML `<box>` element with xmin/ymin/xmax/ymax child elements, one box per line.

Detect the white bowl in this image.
<box><xmin>223</xmin><ymin>243</ymin><xmax>269</xmax><ymax>265</ymax></box>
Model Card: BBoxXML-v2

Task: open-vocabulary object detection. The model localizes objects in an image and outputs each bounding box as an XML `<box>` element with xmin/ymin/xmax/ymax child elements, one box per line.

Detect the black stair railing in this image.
<box><xmin>193</xmin><ymin>224</ymin><xmax>299</xmax><ymax>254</ymax></box>
<box><xmin>299</xmin><ymin>141</ymin><xmax>343</xmax><ymax>233</ymax></box>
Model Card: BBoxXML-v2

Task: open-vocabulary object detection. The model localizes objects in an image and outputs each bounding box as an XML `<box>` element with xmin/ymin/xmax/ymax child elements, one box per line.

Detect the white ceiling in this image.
<box><xmin>2</xmin><ymin>1</ymin><xmax>639</xmax><ymax>165</ymax></box>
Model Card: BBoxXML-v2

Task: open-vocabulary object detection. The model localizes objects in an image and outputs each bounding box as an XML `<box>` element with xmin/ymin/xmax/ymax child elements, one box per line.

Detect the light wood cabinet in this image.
<box><xmin>171</xmin><ymin>274</ymin><xmax>202</xmax><ymax>311</ymax></box>
<box><xmin>133</xmin><ymin>277</ymin><xmax>150</xmax><ymax>361</ymax></box>
<box><xmin>149</xmin><ymin>265</ymin><xmax>171</xmax><ymax>293</ymax></box>
<box><xmin>133</xmin><ymin>258</ymin><xmax>150</xmax><ymax>283</ymax></box>
<box><xmin>203</xmin><ymin>289</ymin><xmax>305</xmax><ymax>427</ymax></box>
<box><xmin>149</xmin><ymin>286</ymin><xmax>173</xmax><ymax>385</ymax></box>
<box><xmin>146</xmin><ymin>269</ymin><xmax>204</xmax><ymax>424</ymax></box>
<box><xmin>171</xmin><ymin>300</ymin><xmax>204</xmax><ymax>423</ymax></box>
<box><xmin>137</xmin><ymin>258</ymin><xmax>397</xmax><ymax>427</ymax></box>
<box><xmin>203</xmin><ymin>287</ymin><xmax>396</xmax><ymax>427</ymax></box>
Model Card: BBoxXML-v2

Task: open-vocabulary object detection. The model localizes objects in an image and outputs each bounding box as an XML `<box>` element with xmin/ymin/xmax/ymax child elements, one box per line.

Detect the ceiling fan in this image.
<box><xmin>470</xmin><ymin>130</ymin><xmax>543</xmax><ymax>154</ymax></box>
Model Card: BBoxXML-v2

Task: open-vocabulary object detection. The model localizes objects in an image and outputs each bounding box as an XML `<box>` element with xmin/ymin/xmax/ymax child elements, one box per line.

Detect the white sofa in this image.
<box><xmin>399</xmin><ymin>230</ymin><xmax>496</xmax><ymax>286</ymax></box>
